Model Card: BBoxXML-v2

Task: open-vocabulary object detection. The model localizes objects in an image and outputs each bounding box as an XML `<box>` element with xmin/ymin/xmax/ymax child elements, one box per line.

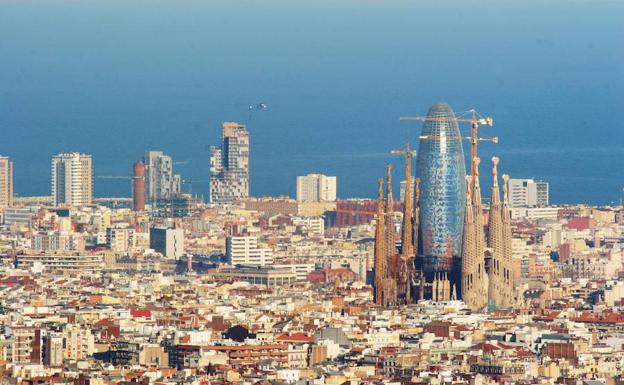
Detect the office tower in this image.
<box><xmin>210</xmin><ymin>122</ymin><xmax>250</xmax><ymax>205</ymax></box>
<box><xmin>51</xmin><ymin>152</ymin><xmax>93</xmax><ymax>206</ymax></box>
<box><xmin>507</xmin><ymin>178</ymin><xmax>549</xmax><ymax>207</ymax></box>
<box><xmin>296</xmin><ymin>174</ymin><xmax>337</xmax><ymax>202</ymax></box>
<box><xmin>143</xmin><ymin>151</ymin><xmax>180</xmax><ymax>205</ymax></box>
<box><xmin>226</xmin><ymin>236</ymin><xmax>274</xmax><ymax>266</ymax></box>
<box><xmin>0</xmin><ymin>156</ymin><xmax>13</xmax><ymax>207</ymax></box>
<box><xmin>132</xmin><ymin>161</ymin><xmax>146</xmax><ymax>211</ymax></box>
<box><xmin>416</xmin><ymin>103</ymin><xmax>466</xmax><ymax>287</ymax></box>
<box><xmin>150</xmin><ymin>226</ymin><xmax>184</xmax><ymax>260</ymax></box>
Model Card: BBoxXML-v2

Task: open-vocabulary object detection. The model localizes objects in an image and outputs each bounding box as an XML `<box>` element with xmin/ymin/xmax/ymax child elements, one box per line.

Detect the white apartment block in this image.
<box><xmin>272</xmin><ymin>262</ymin><xmax>315</xmax><ymax>281</ymax></box>
<box><xmin>507</xmin><ymin>178</ymin><xmax>549</xmax><ymax>207</ymax></box>
<box><xmin>226</xmin><ymin>236</ymin><xmax>273</xmax><ymax>266</ymax></box>
<box><xmin>51</xmin><ymin>152</ymin><xmax>93</xmax><ymax>206</ymax></box>
<box><xmin>296</xmin><ymin>174</ymin><xmax>336</xmax><ymax>202</ymax></box>
<box><xmin>292</xmin><ymin>216</ymin><xmax>325</xmax><ymax>236</ymax></box>
<box><xmin>0</xmin><ymin>156</ymin><xmax>13</xmax><ymax>207</ymax></box>
<box><xmin>32</xmin><ymin>231</ymin><xmax>83</xmax><ymax>252</ymax></box>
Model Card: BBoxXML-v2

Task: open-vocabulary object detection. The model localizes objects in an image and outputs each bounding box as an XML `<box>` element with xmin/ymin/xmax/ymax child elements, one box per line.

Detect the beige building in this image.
<box><xmin>51</xmin><ymin>152</ymin><xmax>93</xmax><ymax>206</ymax></box>
<box><xmin>296</xmin><ymin>174</ymin><xmax>336</xmax><ymax>202</ymax></box>
<box><xmin>0</xmin><ymin>156</ymin><xmax>13</xmax><ymax>208</ymax></box>
<box><xmin>106</xmin><ymin>225</ymin><xmax>136</xmax><ymax>254</ymax></box>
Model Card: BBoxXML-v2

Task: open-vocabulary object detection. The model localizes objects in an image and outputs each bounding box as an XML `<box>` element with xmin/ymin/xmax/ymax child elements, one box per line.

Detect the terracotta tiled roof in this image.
<box><xmin>275</xmin><ymin>332</ymin><xmax>316</xmax><ymax>343</ymax></box>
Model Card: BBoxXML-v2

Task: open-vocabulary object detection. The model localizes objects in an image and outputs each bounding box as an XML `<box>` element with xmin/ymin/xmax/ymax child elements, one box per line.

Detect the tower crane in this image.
<box><xmin>400</xmin><ymin>109</ymin><xmax>497</xmax><ymax>178</ymax></box>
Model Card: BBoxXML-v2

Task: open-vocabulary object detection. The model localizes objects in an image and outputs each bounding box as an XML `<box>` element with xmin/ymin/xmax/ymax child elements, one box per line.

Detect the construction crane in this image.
<box><xmin>400</xmin><ymin>109</ymin><xmax>497</xmax><ymax>178</ymax></box>
<box><xmin>390</xmin><ymin>144</ymin><xmax>417</xmax><ymax>258</ymax></box>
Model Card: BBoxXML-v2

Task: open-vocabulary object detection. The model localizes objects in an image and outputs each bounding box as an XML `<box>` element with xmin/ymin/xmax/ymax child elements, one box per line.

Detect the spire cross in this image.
<box><xmin>502</xmin><ymin>174</ymin><xmax>510</xmax><ymax>205</ymax></box>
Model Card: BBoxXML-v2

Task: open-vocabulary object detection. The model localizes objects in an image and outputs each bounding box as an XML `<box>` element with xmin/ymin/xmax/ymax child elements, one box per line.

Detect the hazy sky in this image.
<box><xmin>1</xmin><ymin>0</ymin><xmax>623</xmax><ymax>203</ymax></box>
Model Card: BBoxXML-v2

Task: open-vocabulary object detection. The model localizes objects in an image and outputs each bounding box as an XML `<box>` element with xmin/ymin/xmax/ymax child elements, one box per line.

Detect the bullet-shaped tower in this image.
<box><xmin>417</xmin><ymin>103</ymin><xmax>466</xmax><ymax>288</ymax></box>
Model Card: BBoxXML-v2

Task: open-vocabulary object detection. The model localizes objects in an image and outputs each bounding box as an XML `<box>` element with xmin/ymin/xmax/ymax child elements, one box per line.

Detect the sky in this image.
<box><xmin>0</xmin><ymin>0</ymin><xmax>623</xmax><ymax>203</ymax></box>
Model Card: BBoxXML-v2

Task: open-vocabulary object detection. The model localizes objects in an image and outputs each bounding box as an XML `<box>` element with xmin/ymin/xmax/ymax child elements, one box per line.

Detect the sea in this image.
<box><xmin>1</xmin><ymin>0</ymin><xmax>623</xmax><ymax>205</ymax></box>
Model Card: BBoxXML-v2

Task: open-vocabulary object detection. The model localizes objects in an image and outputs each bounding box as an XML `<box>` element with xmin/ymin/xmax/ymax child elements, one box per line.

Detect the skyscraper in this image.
<box><xmin>210</xmin><ymin>122</ymin><xmax>250</xmax><ymax>205</ymax></box>
<box><xmin>132</xmin><ymin>161</ymin><xmax>146</xmax><ymax>211</ymax></box>
<box><xmin>51</xmin><ymin>152</ymin><xmax>93</xmax><ymax>207</ymax></box>
<box><xmin>296</xmin><ymin>174</ymin><xmax>337</xmax><ymax>202</ymax></box>
<box><xmin>143</xmin><ymin>151</ymin><xmax>180</xmax><ymax>205</ymax></box>
<box><xmin>416</xmin><ymin>103</ymin><xmax>466</xmax><ymax>285</ymax></box>
<box><xmin>0</xmin><ymin>156</ymin><xmax>13</xmax><ymax>208</ymax></box>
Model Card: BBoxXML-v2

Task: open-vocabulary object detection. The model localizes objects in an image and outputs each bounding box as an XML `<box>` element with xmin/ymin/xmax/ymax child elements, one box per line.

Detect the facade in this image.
<box><xmin>106</xmin><ymin>226</ymin><xmax>136</xmax><ymax>254</ymax></box>
<box><xmin>225</xmin><ymin>236</ymin><xmax>273</xmax><ymax>266</ymax></box>
<box><xmin>416</xmin><ymin>103</ymin><xmax>466</xmax><ymax>281</ymax></box>
<box><xmin>507</xmin><ymin>178</ymin><xmax>549</xmax><ymax>207</ymax></box>
<box><xmin>51</xmin><ymin>152</ymin><xmax>93</xmax><ymax>206</ymax></box>
<box><xmin>205</xmin><ymin>266</ymin><xmax>296</xmax><ymax>287</ymax></box>
<box><xmin>32</xmin><ymin>231</ymin><xmax>83</xmax><ymax>252</ymax></box>
<box><xmin>15</xmin><ymin>254</ymin><xmax>103</xmax><ymax>271</ymax></box>
<box><xmin>0</xmin><ymin>156</ymin><xmax>13</xmax><ymax>207</ymax></box>
<box><xmin>143</xmin><ymin>151</ymin><xmax>180</xmax><ymax>206</ymax></box>
<box><xmin>2</xmin><ymin>206</ymin><xmax>38</xmax><ymax>228</ymax></box>
<box><xmin>132</xmin><ymin>161</ymin><xmax>146</xmax><ymax>211</ymax></box>
<box><xmin>150</xmin><ymin>226</ymin><xmax>185</xmax><ymax>260</ymax></box>
<box><xmin>210</xmin><ymin>122</ymin><xmax>250</xmax><ymax>204</ymax></box>
<box><xmin>296</xmin><ymin>174</ymin><xmax>337</xmax><ymax>202</ymax></box>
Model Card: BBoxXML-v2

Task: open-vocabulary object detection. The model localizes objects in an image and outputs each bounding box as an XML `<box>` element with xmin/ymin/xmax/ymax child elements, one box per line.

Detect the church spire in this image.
<box><xmin>374</xmin><ymin>178</ymin><xmax>386</xmax><ymax>305</ymax></box>
<box><xmin>400</xmin><ymin>145</ymin><xmax>414</xmax><ymax>258</ymax></box>
<box><xmin>500</xmin><ymin>173</ymin><xmax>515</xmax><ymax>307</ymax></box>
<box><xmin>461</xmin><ymin>175</ymin><xmax>477</xmax><ymax>308</ymax></box>
<box><xmin>472</xmin><ymin>157</ymin><xmax>487</xmax><ymax>310</ymax></box>
<box><xmin>413</xmin><ymin>177</ymin><xmax>421</xmax><ymax>255</ymax></box>
<box><xmin>487</xmin><ymin>157</ymin><xmax>505</xmax><ymax>307</ymax></box>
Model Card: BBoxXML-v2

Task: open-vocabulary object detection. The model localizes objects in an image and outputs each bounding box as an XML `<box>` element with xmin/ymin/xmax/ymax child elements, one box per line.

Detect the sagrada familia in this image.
<box><xmin>373</xmin><ymin>103</ymin><xmax>515</xmax><ymax>311</ymax></box>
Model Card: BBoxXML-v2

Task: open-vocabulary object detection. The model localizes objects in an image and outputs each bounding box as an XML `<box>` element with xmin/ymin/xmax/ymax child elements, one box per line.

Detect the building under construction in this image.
<box><xmin>373</xmin><ymin>102</ymin><xmax>515</xmax><ymax>309</ymax></box>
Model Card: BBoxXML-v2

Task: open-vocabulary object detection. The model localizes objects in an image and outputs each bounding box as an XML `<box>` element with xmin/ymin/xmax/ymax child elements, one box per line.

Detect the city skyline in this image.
<box><xmin>0</xmin><ymin>1</ymin><xmax>623</xmax><ymax>383</ymax></box>
<box><xmin>1</xmin><ymin>1</ymin><xmax>622</xmax><ymax>204</ymax></box>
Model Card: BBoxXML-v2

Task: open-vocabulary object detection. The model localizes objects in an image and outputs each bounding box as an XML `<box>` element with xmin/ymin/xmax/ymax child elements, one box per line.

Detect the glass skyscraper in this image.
<box><xmin>416</xmin><ymin>102</ymin><xmax>466</xmax><ymax>278</ymax></box>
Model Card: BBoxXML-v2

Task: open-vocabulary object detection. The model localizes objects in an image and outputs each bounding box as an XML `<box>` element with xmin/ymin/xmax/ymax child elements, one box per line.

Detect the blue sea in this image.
<box><xmin>1</xmin><ymin>0</ymin><xmax>623</xmax><ymax>204</ymax></box>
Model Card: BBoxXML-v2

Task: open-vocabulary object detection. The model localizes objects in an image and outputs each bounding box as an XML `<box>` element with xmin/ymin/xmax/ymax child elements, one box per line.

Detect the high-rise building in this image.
<box><xmin>225</xmin><ymin>236</ymin><xmax>273</xmax><ymax>266</ymax></box>
<box><xmin>143</xmin><ymin>151</ymin><xmax>180</xmax><ymax>205</ymax></box>
<box><xmin>210</xmin><ymin>122</ymin><xmax>250</xmax><ymax>205</ymax></box>
<box><xmin>296</xmin><ymin>174</ymin><xmax>337</xmax><ymax>202</ymax></box>
<box><xmin>416</xmin><ymin>103</ymin><xmax>466</xmax><ymax>283</ymax></box>
<box><xmin>0</xmin><ymin>156</ymin><xmax>13</xmax><ymax>207</ymax></box>
<box><xmin>132</xmin><ymin>161</ymin><xmax>146</xmax><ymax>211</ymax></box>
<box><xmin>150</xmin><ymin>226</ymin><xmax>184</xmax><ymax>260</ymax></box>
<box><xmin>51</xmin><ymin>152</ymin><xmax>93</xmax><ymax>206</ymax></box>
<box><xmin>507</xmin><ymin>178</ymin><xmax>549</xmax><ymax>207</ymax></box>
